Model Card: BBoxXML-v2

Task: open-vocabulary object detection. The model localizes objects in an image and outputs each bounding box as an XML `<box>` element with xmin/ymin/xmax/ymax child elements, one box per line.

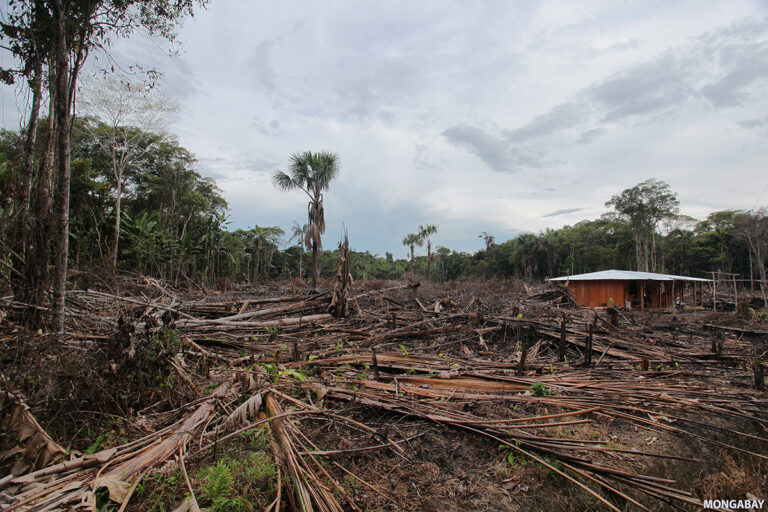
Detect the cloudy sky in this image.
<box><xmin>3</xmin><ymin>1</ymin><xmax>768</xmax><ymax>256</ymax></box>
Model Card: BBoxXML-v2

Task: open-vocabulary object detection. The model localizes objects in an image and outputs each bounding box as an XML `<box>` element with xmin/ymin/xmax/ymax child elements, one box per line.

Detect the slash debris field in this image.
<box><xmin>1</xmin><ymin>274</ymin><xmax>767</xmax><ymax>511</ymax></box>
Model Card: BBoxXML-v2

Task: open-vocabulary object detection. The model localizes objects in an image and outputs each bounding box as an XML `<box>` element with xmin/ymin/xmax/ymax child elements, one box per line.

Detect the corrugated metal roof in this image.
<box><xmin>548</xmin><ymin>270</ymin><xmax>711</xmax><ymax>282</ymax></box>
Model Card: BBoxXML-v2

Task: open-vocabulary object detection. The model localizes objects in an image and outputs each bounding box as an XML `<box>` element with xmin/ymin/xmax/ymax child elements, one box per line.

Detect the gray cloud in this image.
<box><xmin>505</xmin><ymin>102</ymin><xmax>589</xmax><ymax>142</ymax></box>
<box><xmin>738</xmin><ymin>117</ymin><xmax>768</xmax><ymax>129</ymax></box>
<box><xmin>247</xmin><ymin>39</ymin><xmax>278</xmax><ymax>94</ymax></box>
<box><xmin>543</xmin><ymin>207</ymin><xmax>585</xmax><ymax>217</ymax></box>
<box><xmin>442</xmin><ymin>124</ymin><xmax>547</xmax><ymax>172</ymax></box>
<box><xmin>576</xmin><ymin>127</ymin><xmax>605</xmax><ymax>144</ymax></box>
<box><xmin>445</xmin><ymin>17</ymin><xmax>768</xmax><ymax>173</ymax></box>
<box><xmin>588</xmin><ymin>55</ymin><xmax>693</xmax><ymax>122</ymax></box>
<box><xmin>700</xmin><ymin>54</ymin><xmax>768</xmax><ymax>107</ymax></box>
<box><xmin>252</xmin><ymin>118</ymin><xmax>282</xmax><ymax>136</ymax></box>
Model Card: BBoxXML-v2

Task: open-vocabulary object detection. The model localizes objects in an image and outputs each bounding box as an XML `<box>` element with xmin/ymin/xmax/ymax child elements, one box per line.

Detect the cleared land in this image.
<box><xmin>1</xmin><ymin>277</ymin><xmax>767</xmax><ymax>511</ymax></box>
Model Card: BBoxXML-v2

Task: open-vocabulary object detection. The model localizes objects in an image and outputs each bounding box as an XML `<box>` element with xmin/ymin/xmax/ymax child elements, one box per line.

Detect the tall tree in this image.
<box><xmin>79</xmin><ymin>76</ymin><xmax>174</xmax><ymax>274</ymax></box>
<box><xmin>736</xmin><ymin>209</ymin><xmax>768</xmax><ymax>307</ymax></box>
<box><xmin>402</xmin><ymin>233</ymin><xmax>422</xmax><ymax>276</ymax></box>
<box><xmin>418</xmin><ymin>224</ymin><xmax>438</xmax><ymax>281</ymax></box>
<box><xmin>273</xmin><ymin>151</ymin><xmax>340</xmax><ymax>288</ymax></box>
<box><xmin>605</xmin><ymin>178</ymin><xmax>679</xmax><ymax>272</ymax></box>
<box><xmin>289</xmin><ymin>221</ymin><xmax>308</xmax><ymax>279</ymax></box>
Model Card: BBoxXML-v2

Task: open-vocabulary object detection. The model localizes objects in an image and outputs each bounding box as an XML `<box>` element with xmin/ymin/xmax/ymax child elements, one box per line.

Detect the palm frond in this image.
<box><xmin>289</xmin><ymin>151</ymin><xmax>313</xmax><ymax>184</ymax></box>
<box><xmin>272</xmin><ymin>171</ymin><xmax>297</xmax><ymax>191</ymax></box>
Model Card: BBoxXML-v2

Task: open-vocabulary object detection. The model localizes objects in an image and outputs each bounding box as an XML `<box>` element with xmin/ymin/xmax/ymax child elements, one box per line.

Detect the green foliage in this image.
<box><xmin>85</xmin><ymin>433</ymin><xmax>107</xmax><ymax>455</ymax></box>
<box><xmin>399</xmin><ymin>344</ymin><xmax>409</xmax><ymax>357</ymax></box>
<box><xmin>529</xmin><ymin>382</ymin><xmax>552</xmax><ymax>397</ymax></box>
<box><xmin>277</xmin><ymin>369</ymin><xmax>306</xmax><ymax>381</ymax></box>
<box><xmin>200</xmin><ymin>460</ymin><xmax>246</xmax><ymax>512</ymax></box>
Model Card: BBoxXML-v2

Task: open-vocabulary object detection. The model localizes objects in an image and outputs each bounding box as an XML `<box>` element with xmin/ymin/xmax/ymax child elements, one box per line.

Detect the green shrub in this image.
<box><xmin>529</xmin><ymin>382</ymin><xmax>552</xmax><ymax>397</ymax></box>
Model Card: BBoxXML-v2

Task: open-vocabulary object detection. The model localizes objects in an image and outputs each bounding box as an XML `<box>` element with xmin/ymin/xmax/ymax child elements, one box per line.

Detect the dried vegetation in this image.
<box><xmin>1</xmin><ymin>267</ymin><xmax>767</xmax><ymax>511</ymax></box>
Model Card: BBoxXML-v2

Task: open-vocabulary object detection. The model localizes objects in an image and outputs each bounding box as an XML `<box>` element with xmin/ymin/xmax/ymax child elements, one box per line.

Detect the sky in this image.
<box><xmin>2</xmin><ymin>0</ymin><xmax>768</xmax><ymax>257</ymax></box>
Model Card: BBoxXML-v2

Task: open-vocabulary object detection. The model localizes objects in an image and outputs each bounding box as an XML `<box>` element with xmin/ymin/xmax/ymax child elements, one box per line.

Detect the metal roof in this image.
<box><xmin>548</xmin><ymin>269</ymin><xmax>711</xmax><ymax>282</ymax></box>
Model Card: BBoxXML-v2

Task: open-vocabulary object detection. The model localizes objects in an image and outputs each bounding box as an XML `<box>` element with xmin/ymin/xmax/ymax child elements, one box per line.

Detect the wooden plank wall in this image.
<box><xmin>567</xmin><ymin>280</ymin><xmax>626</xmax><ymax>307</ymax></box>
<box><xmin>567</xmin><ymin>280</ymin><xmax>684</xmax><ymax>308</ymax></box>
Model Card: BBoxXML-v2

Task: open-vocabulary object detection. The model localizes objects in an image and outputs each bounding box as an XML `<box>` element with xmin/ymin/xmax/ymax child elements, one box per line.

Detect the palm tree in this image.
<box><xmin>289</xmin><ymin>221</ymin><xmax>309</xmax><ymax>279</ymax></box>
<box><xmin>402</xmin><ymin>233</ymin><xmax>422</xmax><ymax>276</ymax></box>
<box><xmin>273</xmin><ymin>151</ymin><xmax>340</xmax><ymax>288</ymax></box>
<box><xmin>418</xmin><ymin>224</ymin><xmax>438</xmax><ymax>281</ymax></box>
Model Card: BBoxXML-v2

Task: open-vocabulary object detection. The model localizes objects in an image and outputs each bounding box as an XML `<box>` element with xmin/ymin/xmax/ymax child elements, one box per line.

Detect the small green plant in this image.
<box><xmin>399</xmin><ymin>344</ymin><xmax>409</xmax><ymax>357</ymax></box>
<box><xmin>200</xmin><ymin>460</ymin><xmax>244</xmax><ymax>512</ymax></box>
<box><xmin>406</xmin><ymin>369</ymin><xmax>417</xmax><ymax>375</ymax></box>
<box><xmin>516</xmin><ymin>313</ymin><xmax>523</xmax><ymax>319</ymax></box>
<box><xmin>549</xmin><ymin>363</ymin><xmax>555</xmax><ymax>375</ymax></box>
<box><xmin>308</xmin><ymin>354</ymin><xmax>318</xmax><ymax>361</ymax></box>
<box><xmin>757</xmin><ymin>311</ymin><xmax>768</xmax><ymax>323</ymax></box>
<box><xmin>529</xmin><ymin>382</ymin><xmax>552</xmax><ymax>397</ymax></box>
<box><xmin>85</xmin><ymin>433</ymin><xmax>107</xmax><ymax>455</ymax></box>
<box><xmin>278</xmin><ymin>369</ymin><xmax>306</xmax><ymax>381</ymax></box>
<box><xmin>335</xmin><ymin>339</ymin><xmax>343</xmax><ymax>351</ymax></box>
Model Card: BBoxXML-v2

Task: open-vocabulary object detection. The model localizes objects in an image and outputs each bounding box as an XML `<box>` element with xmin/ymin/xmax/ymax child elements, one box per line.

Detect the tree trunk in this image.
<box><xmin>298</xmin><ymin>249</ymin><xmax>303</xmax><ymax>280</ymax></box>
<box><xmin>255</xmin><ymin>240</ymin><xmax>261</xmax><ymax>281</ymax></box>
<box><xmin>51</xmin><ymin>0</ymin><xmax>71</xmax><ymax>333</ymax></box>
<box><xmin>311</xmin><ymin>240</ymin><xmax>319</xmax><ymax>289</ymax></box>
<box><xmin>11</xmin><ymin>59</ymin><xmax>43</xmax><ymax>300</ymax></box>
<box><xmin>110</xmin><ymin>180</ymin><xmax>122</xmax><ymax>275</ymax></box>
<box><xmin>427</xmin><ymin>241</ymin><xmax>432</xmax><ymax>282</ymax></box>
<box><xmin>23</xmin><ymin>85</ymin><xmax>57</xmax><ymax>327</ymax></box>
<box><xmin>20</xmin><ymin>59</ymin><xmax>43</xmax><ymax>223</ymax></box>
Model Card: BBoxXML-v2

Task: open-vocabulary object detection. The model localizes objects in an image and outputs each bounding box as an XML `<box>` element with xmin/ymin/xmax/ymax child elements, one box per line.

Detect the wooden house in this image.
<box><xmin>549</xmin><ymin>270</ymin><xmax>711</xmax><ymax>309</ymax></box>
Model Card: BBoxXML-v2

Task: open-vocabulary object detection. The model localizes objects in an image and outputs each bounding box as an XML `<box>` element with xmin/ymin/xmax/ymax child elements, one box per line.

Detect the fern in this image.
<box><xmin>201</xmin><ymin>460</ymin><xmax>234</xmax><ymax>511</ymax></box>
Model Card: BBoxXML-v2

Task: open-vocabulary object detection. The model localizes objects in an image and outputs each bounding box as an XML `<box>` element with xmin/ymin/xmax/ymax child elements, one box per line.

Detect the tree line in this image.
<box><xmin>2</xmin><ymin>113</ymin><xmax>766</xmax><ymax>297</ymax></box>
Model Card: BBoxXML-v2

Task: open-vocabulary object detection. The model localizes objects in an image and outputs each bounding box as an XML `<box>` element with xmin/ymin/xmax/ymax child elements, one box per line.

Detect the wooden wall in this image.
<box><xmin>566</xmin><ymin>280</ymin><xmax>627</xmax><ymax>308</ymax></box>
<box><xmin>566</xmin><ymin>280</ymin><xmax>679</xmax><ymax>308</ymax></box>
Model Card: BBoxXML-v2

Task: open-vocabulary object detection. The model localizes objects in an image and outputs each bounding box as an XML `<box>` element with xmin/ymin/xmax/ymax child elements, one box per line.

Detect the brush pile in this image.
<box><xmin>1</xmin><ymin>275</ymin><xmax>766</xmax><ymax>511</ymax></box>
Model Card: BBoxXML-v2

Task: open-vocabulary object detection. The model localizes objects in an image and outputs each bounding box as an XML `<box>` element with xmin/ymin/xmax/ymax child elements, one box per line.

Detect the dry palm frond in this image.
<box><xmin>305</xmin><ymin>223</ymin><xmax>322</xmax><ymax>251</ymax></box>
<box><xmin>1</xmin><ymin>392</ymin><xmax>67</xmax><ymax>476</ymax></box>
<box><xmin>316</xmin><ymin>201</ymin><xmax>325</xmax><ymax>235</ymax></box>
<box><xmin>223</xmin><ymin>393</ymin><xmax>263</xmax><ymax>429</ymax></box>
